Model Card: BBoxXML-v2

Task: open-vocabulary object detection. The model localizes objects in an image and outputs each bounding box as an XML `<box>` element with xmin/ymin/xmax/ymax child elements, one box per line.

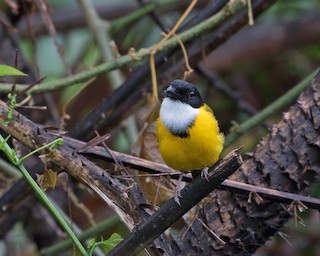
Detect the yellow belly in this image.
<box><xmin>156</xmin><ymin>106</ymin><xmax>224</xmax><ymax>171</ymax></box>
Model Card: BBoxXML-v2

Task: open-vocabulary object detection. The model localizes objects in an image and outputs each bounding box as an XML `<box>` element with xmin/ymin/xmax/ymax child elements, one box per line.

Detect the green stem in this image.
<box><xmin>18</xmin><ymin>138</ymin><xmax>64</xmax><ymax>163</ymax></box>
<box><xmin>88</xmin><ymin>241</ymin><xmax>105</xmax><ymax>256</ymax></box>
<box><xmin>6</xmin><ymin>93</ymin><xmax>16</xmax><ymax>123</ymax></box>
<box><xmin>0</xmin><ymin>157</ymin><xmax>21</xmax><ymax>177</ymax></box>
<box><xmin>0</xmin><ymin>134</ymin><xmax>87</xmax><ymax>256</ymax></box>
<box><xmin>0</xmin><ymin>0</ymin><xmax>247</xmax><ymax>94</ymax></box>
<box><xmin>224</xmin><ymin>68</ymin><xmax>319</xmax><ymax>147</ymax></box>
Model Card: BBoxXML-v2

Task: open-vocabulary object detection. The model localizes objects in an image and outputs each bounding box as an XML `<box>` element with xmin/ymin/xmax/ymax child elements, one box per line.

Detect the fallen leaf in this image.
<box><xmin>36</xmin><ymin>169</ymin><xmax>57</xmax><ymax>191</ymax></box>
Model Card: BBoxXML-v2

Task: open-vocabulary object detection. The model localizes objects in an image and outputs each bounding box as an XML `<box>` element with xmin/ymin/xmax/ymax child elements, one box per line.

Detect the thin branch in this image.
<box><xmin>195</xmin><ymin>65</ymin><xmax>259</xmax><ymax>117</ymax></box>
<box><xmin>61</xmin><ymin>136</ymin><xmax>320</xmax><ymax>211</ymax></box>
<box><xmin>223</xmin><ymin>180</ymin><xmax>320</xmax><ymax>210</ymax></box>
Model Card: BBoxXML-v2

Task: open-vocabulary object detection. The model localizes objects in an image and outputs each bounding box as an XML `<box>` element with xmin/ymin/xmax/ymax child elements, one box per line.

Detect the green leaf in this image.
<box><xmin>101</xmin><ymin>233</ymin><xmax>123</xmax><ymax>253</ymax></box>
<box><xmin>0</xmin><ymin>64</ymin><xmax>27</xmax><ymax>77</ymax></box>
<box><xmin>87</xmin><ymin>238</ymin><xmax>96</xmax><ymax>251</ymax></box>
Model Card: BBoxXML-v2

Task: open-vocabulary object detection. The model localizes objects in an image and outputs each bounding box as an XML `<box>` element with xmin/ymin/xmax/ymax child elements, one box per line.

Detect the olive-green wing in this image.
<box><xmin>204</xmin><ymin>103</ymin><xmax>214</xmax><ymax>115</ymax></box>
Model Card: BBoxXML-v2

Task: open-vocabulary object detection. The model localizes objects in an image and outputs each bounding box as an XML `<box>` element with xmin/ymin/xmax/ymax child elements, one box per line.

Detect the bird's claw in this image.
<box><xmin>174</xmin><ymin>174</ymin><xmax>184</xmax><ymax>205</ymax></box>
<box><xmin>201</xmin><ymin>167</ymin><xmax>210</xmax><ymax>181</ymax></box>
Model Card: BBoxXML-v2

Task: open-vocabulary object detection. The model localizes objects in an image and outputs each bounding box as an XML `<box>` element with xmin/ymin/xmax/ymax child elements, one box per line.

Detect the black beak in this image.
<box><xmin>165</xmin><ymin>85</ymin><xmax>178</xmax><ymax>99</ymax></box>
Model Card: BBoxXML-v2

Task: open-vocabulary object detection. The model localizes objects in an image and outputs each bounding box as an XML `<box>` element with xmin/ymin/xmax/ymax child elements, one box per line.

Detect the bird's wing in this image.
<box><xmin>204</xmin><ymin>103</ymin><xmax>214</xmax><ymax>115</ymax></box>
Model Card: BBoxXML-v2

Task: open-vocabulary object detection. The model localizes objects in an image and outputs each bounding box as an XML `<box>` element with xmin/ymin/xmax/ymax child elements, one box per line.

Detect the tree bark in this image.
<box><xmin>171</xmin><ymin>71</ymin><xmax>320</xmax><ymax>255</ymax></box>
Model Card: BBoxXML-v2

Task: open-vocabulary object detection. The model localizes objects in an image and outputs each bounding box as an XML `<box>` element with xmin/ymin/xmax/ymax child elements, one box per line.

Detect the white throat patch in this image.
<box><xmin>160</xmin><ymin>98</ymin><xmax>199</xmax><ymax>134</ymax></box>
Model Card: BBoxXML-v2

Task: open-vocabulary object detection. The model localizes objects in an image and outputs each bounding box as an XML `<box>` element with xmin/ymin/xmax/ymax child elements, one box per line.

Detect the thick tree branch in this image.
<box><xmin>109</xmin><ymin>149</ymin><xmax>242</xmax><ymax>256</ymax></box>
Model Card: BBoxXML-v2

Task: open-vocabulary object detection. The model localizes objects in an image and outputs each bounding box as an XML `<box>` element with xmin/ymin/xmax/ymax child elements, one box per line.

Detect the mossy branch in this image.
<box><xmin>0</xmin><ymin>0</ymin><xmax>248</xmax><ymax>94</ymax></box>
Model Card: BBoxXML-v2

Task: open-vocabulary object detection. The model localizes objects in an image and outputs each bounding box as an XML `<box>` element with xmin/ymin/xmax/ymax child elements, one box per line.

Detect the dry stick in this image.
<box><xmin>108</xmin><ymin>149</ymin><xmax>242</xmax><ymax>256</ymax></box>
<box><xmin>61</xmin><ymin>136</ymin><xmax>320</xmax><ymax>211</ymax></box>
<box><xmin>195</xmin><ymin>65</ymin><xmax>260</xmax><ymax>118</ymax></box>
<box><xmin>172</xmin><ymin>32</ymin><xmax>193</xmax><ymax>79</ymax></box>
<box><xmin>223</xmin><ymin>180</ymin><xmax>320</xmax><ymax>210</ymax></box>
<box><xmin>17</xmin><ymin>76</ymin><xmax>47</xmax><ymax>97</ymax></box>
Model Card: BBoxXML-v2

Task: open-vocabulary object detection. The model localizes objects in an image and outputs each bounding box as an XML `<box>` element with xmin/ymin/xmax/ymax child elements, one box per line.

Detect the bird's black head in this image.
<box><xmin>165</xmin><ymin>79</ymin><xmax>204</xmax><ymax>108</ymax></box>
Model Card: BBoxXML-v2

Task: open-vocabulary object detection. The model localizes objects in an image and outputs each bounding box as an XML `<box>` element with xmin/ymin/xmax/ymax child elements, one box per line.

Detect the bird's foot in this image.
<box><xmin>201</xmin><ymin>167</ymin><xmax>210</xmax><ymax>181</ymax></box>
<box><xmin>174</xmin><ymin>173</ymin><xmax>184</xmax><ymax>205</ymax></box>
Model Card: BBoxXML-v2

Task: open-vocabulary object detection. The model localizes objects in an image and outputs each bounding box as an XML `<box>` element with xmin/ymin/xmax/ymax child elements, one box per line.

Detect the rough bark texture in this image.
<box><xmin>171</xmin><ymin>72</ymin><xmax>320</xmax><ymax>255</ymax></box>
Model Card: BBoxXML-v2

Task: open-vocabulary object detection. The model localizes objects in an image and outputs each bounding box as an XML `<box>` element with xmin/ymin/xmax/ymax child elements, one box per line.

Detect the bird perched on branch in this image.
<box><xmin>156</xmin><ymin>79</ymin><xmax>224</xmax><ymax>198</ymax></box>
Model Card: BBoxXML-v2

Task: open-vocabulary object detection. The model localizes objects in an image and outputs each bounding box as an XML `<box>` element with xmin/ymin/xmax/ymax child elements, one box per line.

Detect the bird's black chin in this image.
<box><xmin>171</xmin><ymin>129</ymin><xmax>189</xmax><ymax>138</ymax></box>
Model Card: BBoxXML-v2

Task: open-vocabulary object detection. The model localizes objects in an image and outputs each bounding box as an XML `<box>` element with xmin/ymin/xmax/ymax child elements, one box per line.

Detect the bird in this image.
<box><xmin>156</xmin><ymin>79</ymin><xmax>224</xmax><ymax>185</ymax></box>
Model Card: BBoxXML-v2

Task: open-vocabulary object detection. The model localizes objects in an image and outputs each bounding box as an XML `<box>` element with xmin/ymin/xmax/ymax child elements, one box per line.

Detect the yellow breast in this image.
<box><xmin>156</xmin><ymin>105</ymin><xmax>224</xmax><ymax>171</ymax></box>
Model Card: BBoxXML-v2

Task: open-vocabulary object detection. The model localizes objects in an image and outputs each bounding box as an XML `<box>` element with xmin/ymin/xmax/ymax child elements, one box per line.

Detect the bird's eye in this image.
<box><xmin>189</xmin><ymin>91</ymin><xmax>195</xmax><ymax>97</ymax></box>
